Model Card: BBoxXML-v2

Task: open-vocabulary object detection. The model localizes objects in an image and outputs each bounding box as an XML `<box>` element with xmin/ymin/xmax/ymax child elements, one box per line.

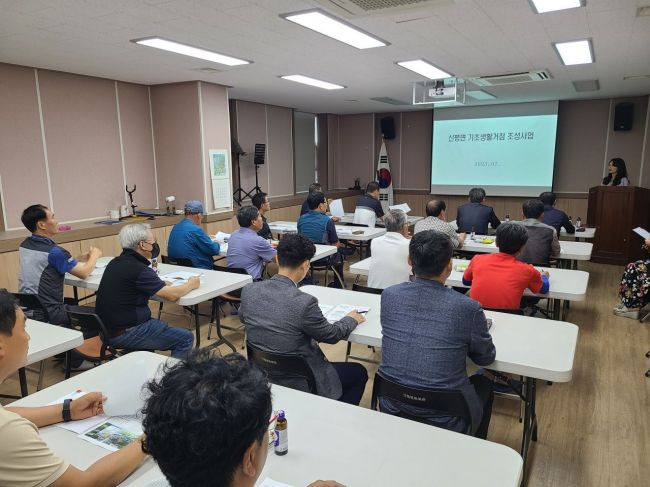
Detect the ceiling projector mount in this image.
<box><xmin>412</xmin><ymin>77</ymin><xmax>466</xmax><ymax>105</ymax></box>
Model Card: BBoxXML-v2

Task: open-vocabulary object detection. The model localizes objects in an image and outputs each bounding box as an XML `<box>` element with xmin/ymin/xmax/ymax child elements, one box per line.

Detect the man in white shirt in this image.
<box><xmin>368</xmin><ymin>210</ymin><xmax>411</xmax><ymax>289</ymax></box>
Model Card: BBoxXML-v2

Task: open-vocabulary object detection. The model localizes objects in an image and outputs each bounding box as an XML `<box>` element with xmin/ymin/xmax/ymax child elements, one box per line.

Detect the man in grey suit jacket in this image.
<box><xmin>379</xmin><ymin>230</ymin><xmax>496</xmax><ymax>438</ymax></box>
<box><xmin>240</xmin><ymin>234</ymin><xmax>368</xmax><ymax>405</ymax></box>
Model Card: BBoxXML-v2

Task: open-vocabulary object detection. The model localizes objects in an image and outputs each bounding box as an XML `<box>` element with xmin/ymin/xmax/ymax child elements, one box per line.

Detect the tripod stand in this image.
<box><xmin>233</xmin><ymin>144</ymin><xmax>264</xmax><ymax>205</ymax></box>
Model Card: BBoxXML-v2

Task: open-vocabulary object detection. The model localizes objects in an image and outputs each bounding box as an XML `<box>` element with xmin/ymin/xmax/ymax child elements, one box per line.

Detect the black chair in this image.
<box><xmin>64</xmin><ymin>305</ymin><xmax>121</xmax><ymax>379</ymax></box>
<box><xmin>209</xmin><ymin>265</ymin><xmax>249</xmax><ymax>350</ymax></box>
<box><xmin>246</xmin><ymin>342</ymin><xmax>317</xmax><ymax>394</ymax></box>
<box><xmin>370</xmin><ymin>371</ymin><xmax>477</xmax><ymax>436</ymax></box>
<box><xmin>352</xmin><ymin>283</ymin><xmax>383</xmax><ymax>295</ymax></box>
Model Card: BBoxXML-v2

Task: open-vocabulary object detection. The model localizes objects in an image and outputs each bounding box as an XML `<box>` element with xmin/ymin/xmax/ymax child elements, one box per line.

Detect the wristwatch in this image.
<box><xmin>62</xmin><ymin>398</ymin><xmax>72</xmax><ymax>422</ymax></box>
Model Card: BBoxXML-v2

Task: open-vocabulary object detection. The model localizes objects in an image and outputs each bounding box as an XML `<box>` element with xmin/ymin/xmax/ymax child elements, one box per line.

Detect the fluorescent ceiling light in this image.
<box><xmin>280</xmin><ymin>75</ymin><xmax>345</xmax><ymax>90</ymax></box>
<box><xmin>132</xmin><ymin>37</ymin><xmax>250</xmax><ymax>66</ymax></box>
<box><xmin>553</xmin><ymin>39</ymin><xmax>594</xmax><ymax>65</ymax></box>
<box><xmin>396</xmin><ymin>60</ymin><xmax>451</xmax><ymax>80</ymax></box>
<box><xmin>466</xmin><ymin>90</ymin><xmax>496</xmax><ymax>100</ymax></box>
<box><xmin>281</xmin><ymin>9</ymin><xmax>387</xmax><ymax>49</ymax></box>
<box><xmin>530</xmin><ymin>0</ymin><xmax>584</xmax><ymax>14</ymax></box>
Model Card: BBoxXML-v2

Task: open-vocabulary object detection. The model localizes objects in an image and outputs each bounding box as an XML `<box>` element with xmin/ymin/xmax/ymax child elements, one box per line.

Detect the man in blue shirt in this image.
<box><xmin>18</xmin><ymin>204</ymin><xmax>102</xmax><ymax>325</ymax></box>
<box><xmin>379</xmin><ymin>230</ymin><xmax>496</xmax><ymax>439</ymax></box>
<box><xmin>227</xmin><ymin>206</ymin><xmax>276</xmax><ymax>280</ymax></box>
<box><xmin>251</xmin><ymin>192</ymin><xmax>272</xmax><ymax>240</ymax></box>
<box><xmin>298</xmin><ymin>192</ymin><xmax>345</xmax><ymax>288</ymax></box>
<box><xmin>167</xmin><ymin>200</ymin><xmax>220</xmax><ymax>269</ymax></box>
<box><xmin>539</xmin><ymin>192</ymin><xmax>575</xmax><ymax>235</ymax></box>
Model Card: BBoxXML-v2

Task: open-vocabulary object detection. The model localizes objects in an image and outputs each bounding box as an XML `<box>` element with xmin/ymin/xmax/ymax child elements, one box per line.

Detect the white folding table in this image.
<box><xmin>268</xmin><ymin>221</ymin><xmax>386</xmax><ymax>241</ymax></box>
<box><xmin>349</xmin><ymin>257</ymin><xmax>589</xmax><ymax>320</ymax></box>
<box><xmin>65</xmin><ymin>262</ymin><xmax>252</xmax><ymax>350</ymax></box>
<box><xmin>338</xmin><ymin>212</ymin><xmax>424</xmax><ymax>227</ymax></box>
<box><xmin>300</xmin><ymin>285</ymin><xmax>578</xmax><ymax>476</ymax></box>
<box><xmin>218</xmin><ymin>243</ymin><xmax>337</xmax><ymax>261</ymax></box>
<box><xmin>11</xmin><ymin>352</ymin><xmax>523</xmax><ymax>487</ymax></box>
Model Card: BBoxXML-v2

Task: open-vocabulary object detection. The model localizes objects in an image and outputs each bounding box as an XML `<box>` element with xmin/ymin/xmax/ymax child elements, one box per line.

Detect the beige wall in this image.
<box><xmin>327</xmin><ymin>96</ymin><xmax>650</xmax><ymax>195</ymax></box>
<box><xmin>230</xmin><ymin>100</ymin><xmax>294</xmax><ymax>198</ymax></box>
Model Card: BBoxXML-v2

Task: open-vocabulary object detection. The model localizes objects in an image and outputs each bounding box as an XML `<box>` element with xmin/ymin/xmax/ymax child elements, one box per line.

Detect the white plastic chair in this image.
<box><xmin>353</xmin><ymin>207</ymin><xmax>377</xmax><ymax>228</ymax></box>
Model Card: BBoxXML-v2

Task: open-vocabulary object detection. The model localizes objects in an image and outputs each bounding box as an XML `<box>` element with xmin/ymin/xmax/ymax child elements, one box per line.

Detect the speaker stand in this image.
<box><xmin>237</xmin><ymin>163</ymin><xmax>264</xmax><ymax>204</ymax></box>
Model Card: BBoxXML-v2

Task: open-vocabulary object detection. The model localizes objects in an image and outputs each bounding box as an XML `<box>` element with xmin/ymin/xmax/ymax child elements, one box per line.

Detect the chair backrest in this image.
<box><xmin>370</xmin><ymin>371</ymin><xmax>475</xmax><ymax>435</ymax></box>
<box><xmin>64</xmin><ymin>305</ymin><xmax>113</xmax><ymax>357</ymax></box>
<box><xmin>215</xmin><ymin>265</ymin><xmax>249</xmax><ymax>275</ymax></box>
<box><xmin>353</xmin><ymin>207</ymin><xmax>377</xmax><ymax>228</ymax></box>
<box><xmin>12</xmin><ymin>293</ymin><xmax>49</xmax><ymax>322</ymax></box>
<box><xmin>352</xmin><ymin>283</ymin><xmax>384</xmax><ymax>295</ymax></box>
<box><xmin>161</xmin><ymin>255</ymin><xmax>194</xmax><ymax>267</ymax></box>
<box><xmin>483</xmin><ymin>307</ymin><xmax>525</xmax><ymax>315</ymax></box>
<box><xmin>246</xmin><ymin>342</ymin><xmax>317</xmax><ymax>394</ymax></box>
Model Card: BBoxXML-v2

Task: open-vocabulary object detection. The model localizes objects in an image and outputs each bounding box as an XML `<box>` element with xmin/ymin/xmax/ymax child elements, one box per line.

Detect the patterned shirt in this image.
<box><xmin>414</xmin><ymin>216</ymin><xmax>461</xmax><ymax>249</ymax></box>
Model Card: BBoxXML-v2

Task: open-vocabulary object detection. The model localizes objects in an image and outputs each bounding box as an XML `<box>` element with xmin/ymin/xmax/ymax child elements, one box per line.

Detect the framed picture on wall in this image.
<box><xmin>209</xmin><ymin>149</ymin><xmax>229</xmax><ymax>179</ymax></box>
<box><xmin>209</xmin><ymin>149</ymin><xmax>232</xmax><ymax>210</ymax></box>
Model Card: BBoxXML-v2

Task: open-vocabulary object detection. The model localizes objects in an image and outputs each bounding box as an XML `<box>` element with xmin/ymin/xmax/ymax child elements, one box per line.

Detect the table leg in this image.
<box><xmin>19</xmin><ymin>367</ymin><xmax>28</xmax><ymax>397</ymax></box>
<box><xmin>520</xmin><ymin>377</ymin><xmax>538</xmax><ymax>486</ymax></box>
<box><xmin>205</xmin><ymin>304</ymin><xmax>237</xmax><ymax>354</ymax></box>
<box><xmin>193</xmin><ymin>305</ymin><xmax>201</xmax><ymax>349</ymax></box>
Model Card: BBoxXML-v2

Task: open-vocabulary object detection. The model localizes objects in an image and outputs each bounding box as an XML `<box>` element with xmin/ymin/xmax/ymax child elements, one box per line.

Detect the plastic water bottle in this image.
<box><xmin>274</xmin><ymin>410</ymin><xmax>288</xmax><ymax>455</ymax></box>
<box><xmin>576</xmin><ymin>217</ymin><xmax>581</xmax><ymax>229</ymax></box>
<box><xmin>505</xmin><ymin>214</ymin><xmax>510</xmax><ymax>222</ymax></box>
<box><xmin>470</xmin><ymin>227</ymin><xmax>475</xmax><ymax>241</ymax></box>
<box><xmin>151</xmin><ymin>257</ymin><xmax>159</xmax><ymax>274</ymax></box>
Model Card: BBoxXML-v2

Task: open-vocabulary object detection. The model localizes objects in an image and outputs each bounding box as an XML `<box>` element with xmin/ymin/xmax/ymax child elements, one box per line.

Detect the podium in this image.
<box><xmin>587</xmin><ymin>186</ymin><xmax>650</xmax><ymax>265</ymax></box>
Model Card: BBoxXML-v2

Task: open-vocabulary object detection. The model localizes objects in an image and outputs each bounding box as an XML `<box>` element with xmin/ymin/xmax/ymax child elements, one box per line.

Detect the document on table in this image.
<box><xmin>161</xmin><ymin>271</ymin><xmax>202</xmax><ymax>286</ymax></box>
<box><xmin>633</xmin><ymin>227</ymin><xmax>650</xmax><ymax>239</ymax></box>
<box><xmin>79</xmin><ymin>416</ymin><xmax>142</xmax><ymax>451</ymax></box>
<box><xmin>213</xmin><ymin>231</ymin><xmax>230</xmax><ymax>243</ymax></box>
<box><xmin>389</xmin><ymin>203</ymin><xmax>411</xmax><ymax>214</ymax></box>
<box><xmin>49</xmin><ymin>390</ymin><xmax>107</xmax><ymax>434</ymax></box>
<box><xmin>258</xmin><ymin>478</ymin><xmax>294</xmax><ymax>487</ymax></box>
<box><xmin>329</xmin><ymin>198</ymin><xmax>345</xmax><ymax>218</ymax></box>
<box><xmin>323</xmin><ymin>304</ymin><xmax>370</xmax><ymax>323</ymax></box>
<box><xmin>336</xmin><ymin>227</ymin><xmax>365</xmax><ymax>236</ymax></box>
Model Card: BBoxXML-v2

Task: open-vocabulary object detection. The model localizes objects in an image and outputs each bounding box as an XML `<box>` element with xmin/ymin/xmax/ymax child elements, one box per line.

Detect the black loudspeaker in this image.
<box><xmin>380</xmin><ymin>116</ymin><xmax>396</xmax><ymax>139</ymax></box>
<box><xmin>254</xmin><ymin>143</ymin><xmax>265</xmax><ymax>165</ymax></box>
<box><xmin>614</xmin><ymin>102</ymin><xmax>634</xmax><ymax>131</ymax></box>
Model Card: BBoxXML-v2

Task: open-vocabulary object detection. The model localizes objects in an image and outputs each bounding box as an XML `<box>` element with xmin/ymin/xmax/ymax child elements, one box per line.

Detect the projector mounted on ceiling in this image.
<box><xmin>469</xmin><ymin>70</ymin><xmax>552</xmax><ymax>87</ymax></box>
<box><xmin>315</xmin><ymin>0</ymin><xmax>452</xmax><ymax>17</ymax></box>
<box><xmin>413</xmin><ymin>78</ymin><xmax>466</xmax><ymax>105</ymax></box>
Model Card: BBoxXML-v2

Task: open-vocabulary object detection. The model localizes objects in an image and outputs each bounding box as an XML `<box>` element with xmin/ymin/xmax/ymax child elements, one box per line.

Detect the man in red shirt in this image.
<box><xmin>463</xmin><ymin>222</ymin><xmax>550</xmax><ymax>310</ymax></box>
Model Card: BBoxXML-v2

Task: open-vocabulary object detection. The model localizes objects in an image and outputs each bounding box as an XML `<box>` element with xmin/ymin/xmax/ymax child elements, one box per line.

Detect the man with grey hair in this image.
<box><xmin>368</xmin><ymin>209</ymin><xmax>411</xmax><ymax>289</ymax></box>
<box><xmin>226</xmin><ymin>206</ymin><xmax>276</xmax><ymax>280</ymax></box>
<box><xmin>95</xmin><ymin>223</ymin><xmax>198</xmax><ymax>358</ymax></box>
<box><xmin>414</xmin><ymin>199</ymin><xmax>466</xmax><ymax>249</ymax></box>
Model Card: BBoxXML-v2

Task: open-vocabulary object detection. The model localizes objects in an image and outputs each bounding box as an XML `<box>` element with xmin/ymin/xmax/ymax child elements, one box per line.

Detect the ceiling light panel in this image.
<box><xmin>396</xmin><ymin>60</ymin><xmax>451</xmax><ymax>79</ymax></box>
<box><xmin>132</xmin><ymin>37</ymin><xmax>250</xmax><ymax>66</ymax></box>
<box><xmin>280</xmin><ymin>75</ymin><xmax>345</xmax><ymax>90</ymax></box>
<box><xmin>529</xmin><ymin>0</ymin><xmax>584</xmax><ymax>14</ymax></box>
<box><xmin>553</xmin><ymin>39</ymin><xmax>594</xmax><ymax>65</ymax></box>
<box><xmin>281</xmin><ymin>9</ymin><xmax>388</xmax><ymax>49</ymax></box>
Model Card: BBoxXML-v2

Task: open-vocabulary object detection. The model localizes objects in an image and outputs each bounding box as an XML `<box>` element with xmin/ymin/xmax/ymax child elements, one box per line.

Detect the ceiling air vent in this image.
<box><xmin>316</xmin><ymin>0</ymin><xmax>451</xmax><ymax>17</ymax></box>
<box><xmin>370</xmin><ymin>96</ymin><xmax>411</xmax><ymax>105</ymax></box>
<box><xmin>469</xmin><ymin>70</ymin><xmax>552</xmax><ymax>87</ymax></box>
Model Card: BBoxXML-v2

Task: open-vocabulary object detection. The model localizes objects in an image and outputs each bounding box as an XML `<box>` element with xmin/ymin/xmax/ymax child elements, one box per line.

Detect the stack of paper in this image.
<box><xmin>161</xmin><ymin>271</ymin><xmax>202</xmax><ymax>287</ymax></box>
<box><xmin>389</xmin><ymin>203</ymin><xmax>411</xmax><ymax>214</ymax></box>
<box><xmin>213</xmin><ymin>231</ymin><xmax>231</xmax><ymax>243</ymax></box>
<box><xmin>321</xmin><ymin>303</ymin><xmax>370</xmax><ymax>323</ymax></box>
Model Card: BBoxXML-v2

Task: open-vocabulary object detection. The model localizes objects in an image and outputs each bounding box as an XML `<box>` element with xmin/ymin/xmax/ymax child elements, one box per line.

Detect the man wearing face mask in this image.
<box><xmin>95</xmin><ymin>223</ymin><xmax>197</xmax><ymax>358</ymax></box>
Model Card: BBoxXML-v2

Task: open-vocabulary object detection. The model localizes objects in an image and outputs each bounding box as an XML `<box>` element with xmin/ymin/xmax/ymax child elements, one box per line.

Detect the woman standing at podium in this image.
<box><xmin>602</xmin><ymin>158</ymin><xmax>630</xmax><ymax>186</ymax></box>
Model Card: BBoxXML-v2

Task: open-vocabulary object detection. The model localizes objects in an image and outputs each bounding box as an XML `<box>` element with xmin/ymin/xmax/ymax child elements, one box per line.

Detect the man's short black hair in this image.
<box><xmin>142</xmin><ymin>350</ymin><xmax>272</xmax><ymax>487</ymax></box>
<box><xmin>496</xmin><ymin>222</ymin><xmax>528</xmax><ymax>255</ymax></box>
<box><xmin>277</xmin><ymin>234</ymin><xmax>315</xmax><ymax>268</ymax></box>
<box><xmin>251</xmin><ymin>192</ymin><xmax>268</xmax><ymax>210</ymax></box>
<box><xmin>366</xmin><ymin>181</ymin><xmax>380</xmax><ymax>194</ymax></box>
<box><xmin>236</xmin><ymin>206</ymin><xmax>259</xmax><ymax>227</ymax></box>
<box><xmin>308</xmin><ymin>182</ymin><xmax>322</xmax><ymax>194</ymax></box>
<box><xmin>307</xmin><ymin>192</ymin><xmax>326</xmax><ymax>210</ymax></box>
<box><xmin>426</xmin><ymin>200</ymin><xmax>446</xmax><ymax>217</ymax></box>
<box><xmin>522</xmin><ymin>199</ymin><xmax>545</xmax><ymax>219</ymax></box>
<box><xmin>21</xmin><ymin>204</ymin><xmax>49</xmax><ymax>232</ymax></box>
<box><xmin>468</xmin><ymin>188</ymin><xmax>486</xmax><ymax>203</ymax></box>
<box><xmin>0</xmin><ymin>289</ymin><xmax>18</xmax><ymax>336</ymax></box>
<box><xmin>409</xmin><ymin>231</ymin><xmax>453</xmax><ymax>278</ymax></box>
<box><xmin>539</xmin><ymin>192</ymin><xmax>556</xmax><ymax>206</ymax></box>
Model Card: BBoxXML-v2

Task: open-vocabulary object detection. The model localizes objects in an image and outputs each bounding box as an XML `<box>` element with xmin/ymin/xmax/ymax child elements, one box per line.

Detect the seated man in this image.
<box><xmin>240</xmin><ymin>234</ymin><xmax>367</xmax><ymax>405</ymax></box>
<box><xmin>297</xmin><ymin>192</ymin><xmax>345</xmax><ymax>287</ymax></box>
<box><xmin>142</xmin><ymin>350</ymin><xmax>343</xmax><ymax>487</ymax></box>
<box><xmin>0</xmin><ymin>289</ymin><xmax>146</xmax><ymax>486</ymax></box>
<box><xmin>519</xmin><ymin>199</ymin><xmax>561</xmax><ymax>266</ymax></box>
<box><xmin>379</xmin><ymin>231</ymin><xmax>496</xmax><ymax>439</ymax></box>
<box><xmin>355</xmin><ymin>181</ymin><xmax>384</xmax><ymax>220</ymax></box>
<box><xmin>368</xmin><ymin>209</ymin><xmax>411</xmax><ymax>289</ymax></box>
<box><xmin>167</xmin><ymin>200</ymin><xmax>220</xmax><ymax>269</ymax></box>
<box><xmin>96</xmin><ymin>223</ymin><xmax>198</xmax><ymax>358</ymax></box>
<box><xmin>456</xmin><ymin>187</ymin><xmax>500</xmax><ymax>235</ymax></box>
<box><xmin>251</xmin><ymin>192</ymin><xmax>272</xmax><ymax>240</ymax></box>
<box><xmin>226</xmin><ymin>206</ymin><xmax>277</xmax><ymax>280</ymax></box>
<box><xmin>18</xmin><ymin>204</ymin><xmax>102</xmax><ymax>325</ymax></box>
<box><xmin>462</xmin><ymin>222</ymin><xmax>550</xmax><ymax>310</ymax></box>
<box><xmin>301</xmin><ymin>182</ymin><xmax>323</xmax><ymax>215</ymax></box>
<box><xmin>539</xmin><ymin>191</ymin><xmax>575</xmax><ymax>235</ymax></box>
<box><xmin>414</xmin><ymin>199</ymin><xmax>466</xmax><ymax>249</ymax></box>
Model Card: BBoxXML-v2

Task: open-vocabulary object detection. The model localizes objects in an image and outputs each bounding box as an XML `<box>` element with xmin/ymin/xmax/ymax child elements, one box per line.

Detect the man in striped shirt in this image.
<box><xmin>414</xmin><ymin>199</ymin><xmax>466</xmax><ymax>249</ymax></box>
